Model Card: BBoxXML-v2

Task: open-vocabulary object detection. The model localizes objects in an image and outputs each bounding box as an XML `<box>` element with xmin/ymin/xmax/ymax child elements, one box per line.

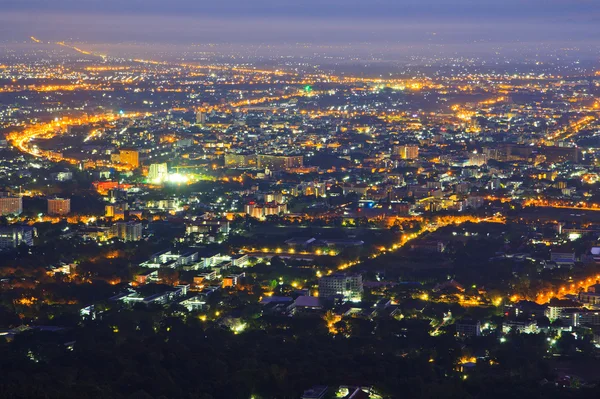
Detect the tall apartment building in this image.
<box><xmin>148</xmin><ymin>163</ymin><xmax>168</xmax><ymax>182</ymax></box>
<box><xmin>48</xmin><ymin>198</ymin><xmax>70</xmax><ymax>216</ymax></box>
<box><xmin>113</xmin><ymin>221</ymin><xmax>143</xmax><ymax>242</ymax></box>
<box><xmin>0</xmin><ymin>196</ymin><xmax>22</xmax><ymax>216</ymax></box>
<box><xmin>318</xmin><ymin>273</ymin><xmax>363</xmax><ymax>302</ymax></box>
<box><xmin>196</xmin><ymin>111</ymin><xmax>207</xmax><ymax>124</ymax></box>
<box><xmin>393</xmin><ymin>145</ymin><xmax>419</xmax><ymax>160</ymax></box>
<box><xmin>119</xmin><ymin>149</ymin><xmax>140</xmax><ymax>168</ymax></box>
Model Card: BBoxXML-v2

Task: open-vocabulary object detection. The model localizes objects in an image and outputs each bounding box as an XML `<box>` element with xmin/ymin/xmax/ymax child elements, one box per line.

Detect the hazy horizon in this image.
<box><xmin>1</xmin><ymin>0</ymin><xmax>599</xmax><ymax>60</ymax></box>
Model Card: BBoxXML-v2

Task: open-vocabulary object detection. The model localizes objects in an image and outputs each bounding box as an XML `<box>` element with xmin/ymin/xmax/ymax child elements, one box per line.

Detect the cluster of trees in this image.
<box><xmin>1</xmin><ymin>306</ymin><xmax>600</xmax><ymax>399</ymax></box>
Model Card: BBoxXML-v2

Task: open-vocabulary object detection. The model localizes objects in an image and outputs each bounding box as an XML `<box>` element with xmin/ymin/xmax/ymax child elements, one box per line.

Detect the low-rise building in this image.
<box><xmin>140</xmin><ymin>250</ymin><xmax>199</xmax><ymax>268</ymax></box>
<box><xmin>301</xmin><ymin>386</ymin><xmax>328</xmax><ymax>399</ymax></box>
<box><xmin>545</xmin><ymin>298</ymin><xmax>583</xmax><ymax>321</ymax></box>
<box><xmin>114</xmin><ymin>284</ymin><xmax>189</xmax><ymax>306</ymax></box>
<box><xmin>223</xmin><ymin>273</ymin><xmax>245</xmax><ymax>288</ymax></box>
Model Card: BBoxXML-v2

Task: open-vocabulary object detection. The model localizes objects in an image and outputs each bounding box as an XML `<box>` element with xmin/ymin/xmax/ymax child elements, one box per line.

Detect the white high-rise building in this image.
<box><xmin>148</xmin><ymin>163</ymin><xmax>168</xmax><ymax>183</ymax></box>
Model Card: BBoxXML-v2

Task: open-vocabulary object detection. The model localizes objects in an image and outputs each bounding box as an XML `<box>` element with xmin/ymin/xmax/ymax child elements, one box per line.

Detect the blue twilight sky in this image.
<box><xmin>0</xmin><ymin>0</ymin><xmax>598</xmax><ymax>54</ymax></box>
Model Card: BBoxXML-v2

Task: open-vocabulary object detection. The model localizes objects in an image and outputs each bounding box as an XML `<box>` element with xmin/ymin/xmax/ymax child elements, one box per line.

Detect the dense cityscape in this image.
<box><xmin>3</xmin><ymin>3</ymin><xmax>600</xmax><ymax>397</ymax></box>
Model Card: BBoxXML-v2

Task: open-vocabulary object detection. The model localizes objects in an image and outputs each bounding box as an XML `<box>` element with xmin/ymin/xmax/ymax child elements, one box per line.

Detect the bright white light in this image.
<box><xmin>153</xmin><ymin>173</ymin><xmax>189</xmax><ymax>184</ymax></box>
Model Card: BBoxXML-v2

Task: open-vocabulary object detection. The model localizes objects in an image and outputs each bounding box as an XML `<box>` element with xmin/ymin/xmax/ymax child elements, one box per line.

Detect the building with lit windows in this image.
<box><xmin>105</xmin><ymin>202</ymin><xmax>128</xmax><ymax>219</ymax></box>
<box><xmin>51</xmin><ymin>171</ymin><xmax>73</xmax><ymax>181</ymax></box>
<box><xmin>257</xmin><ymin>154</ymin><xmax>303</xmax><ymax>171</ymax></box>
<box><xmin>222</xmin><ymin>273</ymin><xmax>245</xmax><ymax>288</ymax></box>
<box><xmin>196</xmin><ymin>111</ymin><xmax>206</xmax><ymax>125</ymax></box>
<box><xmin>148</xmin><ymin>163</ymin><xmax>168</xmax><ymax>182</ymax></box>
<box><xmin>318</xmin><ymin>273</ymin><xmax>363</xmax><ymax>302</ymax></box>
<box><xmin>0</xmin><ymin>226</ymin><xmax>36</xmax><ymax>249</ymax></box>
<box><xmin>118</xmin><ymin>149</ymin><xmax>140</xmax><ymax>168</ymax></box>
<box><xmin>245</xmin><ymin>201</ymin><xmax>287</xmax><ymax>220</ymax></box>
<box><xmin>393</xmin><ymin>145</ymin><xmax>419</xmax><ymax>160</ymax></box>
<box><xmin>455</xmin><ymin>319</ymin><xmax>481</xmax><ymax>337</ymax></box>
<box><xmin>196</xmin><ymin>111</ymin><xmax>207</xmax><ymax>124</ymax></box>
<box><xmin>47</xmin><ymin>198</ymin><xmax>70</xmax><ymax>216</ymax></box>
<box><xmin>545</xmin><ymin>298</ymin><xmax>582</xmax><ymax>321</ymax></box>
<box><xmin>113</xmin><ymin>221</ymin><xmax>143</xmax><ymax>242</ymax></box>
<box><xmin>224</xmin><ymin>154</ymin><xmax>257</xmax><ymax>168</ymax></box>
<box><xmin>0</xmin><ymin>196</ymin><xmax>22</xmax><ymax>216</ymax></box>
<box><xmin>579</xmin><ymin>284</ymin><xmax>600</xmax><ymax>306</ymax></box>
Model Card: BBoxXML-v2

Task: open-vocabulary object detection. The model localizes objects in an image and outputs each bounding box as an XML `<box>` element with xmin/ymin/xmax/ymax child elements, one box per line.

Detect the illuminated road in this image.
<box><xmin>337</xmin><ymin>214</ymin><xmax>506</xmax><ymax>271</ymax></box>
<box><xmin>7</xmin><ymin>113</ymin><xmax>140</xmax><ymax>170</ymax></box>
<box><xmin>546</xmin><ymin>115</ymin><xmax>596</xmax><ymax>142</ymax></box>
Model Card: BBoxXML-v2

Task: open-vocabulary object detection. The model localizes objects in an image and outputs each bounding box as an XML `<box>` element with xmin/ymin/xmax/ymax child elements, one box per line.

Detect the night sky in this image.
<box><xmin>0</xmin><ymin>0</ymin><xmax>598</xmax><ymax>54</ymax></box>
